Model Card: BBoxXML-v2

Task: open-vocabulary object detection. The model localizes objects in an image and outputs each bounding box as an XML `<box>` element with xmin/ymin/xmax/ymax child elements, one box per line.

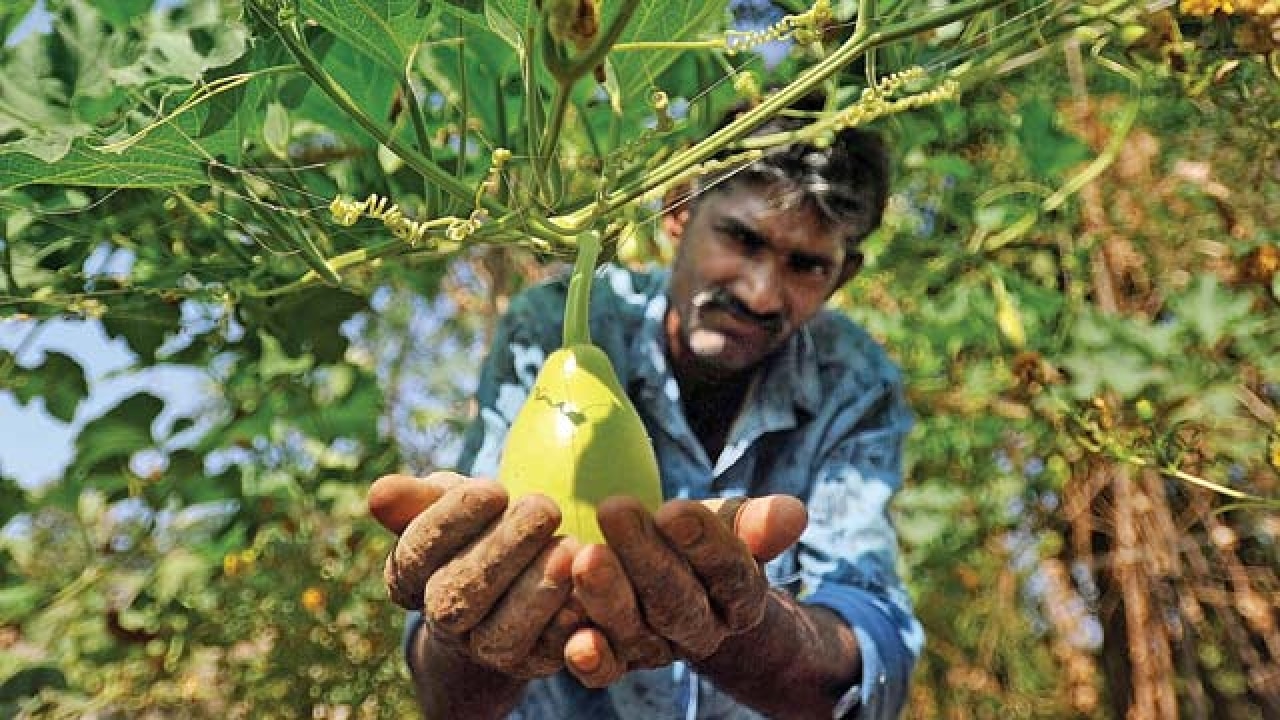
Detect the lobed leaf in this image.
<box><xmin>301</xmin><ymin>0</ymin><xmax>441</xmax><ymax>74</ymax></box>
<box><xmin>609</xmin><ymin>1</ymin><xmax>729</xmax><ymax>114</ymax></box>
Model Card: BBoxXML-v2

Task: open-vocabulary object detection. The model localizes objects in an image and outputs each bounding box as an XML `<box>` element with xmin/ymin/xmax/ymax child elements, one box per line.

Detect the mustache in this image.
<box><xmin>691</xmin><ymin>287</ymin><xmax>784</xmax><ymax>335</ymax></box>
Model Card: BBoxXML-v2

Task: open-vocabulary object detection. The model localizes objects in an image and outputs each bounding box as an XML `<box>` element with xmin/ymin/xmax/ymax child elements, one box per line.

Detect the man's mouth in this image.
<box><xmin>691</xmin><ymin>288</ymin><xmax>783</xmax><ymax>340</ymax></box>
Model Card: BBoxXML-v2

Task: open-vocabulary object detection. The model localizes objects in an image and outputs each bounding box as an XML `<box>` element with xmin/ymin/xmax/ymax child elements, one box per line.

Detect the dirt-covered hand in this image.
<box><xmin>369</xmin><ymin>472</ymin><xmax>579</xmax><ymax>679</ymax></box>
<box><xmin>564</xmin><ymin>494</ymin><xmax>807</xmax><ymax>686</ymax></box>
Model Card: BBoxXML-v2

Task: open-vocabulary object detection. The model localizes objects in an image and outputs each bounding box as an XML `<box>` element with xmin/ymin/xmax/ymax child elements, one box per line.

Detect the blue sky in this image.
<box><xmin>0</xmin><ymin>318</ymin><xmax>209</xmax><ymax>489</ymax></box>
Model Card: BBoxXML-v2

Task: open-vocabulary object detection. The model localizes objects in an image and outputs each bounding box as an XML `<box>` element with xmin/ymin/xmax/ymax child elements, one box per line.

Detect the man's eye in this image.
<box><xmin>790</xmin><ymin>256</ymin><xmax>832</xmax><ymax>278</ymax></box>
<box><xmin>729</xmin><ymin>231</ymin><xmax>764</xmax><ymax>251</ymax></box>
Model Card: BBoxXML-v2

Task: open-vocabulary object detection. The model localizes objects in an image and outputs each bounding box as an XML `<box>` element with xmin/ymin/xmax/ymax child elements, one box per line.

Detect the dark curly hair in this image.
<box><xmin>687</xmin><ymin>96</ymin><xmax>890</xmax><ymax>248</ymax></box>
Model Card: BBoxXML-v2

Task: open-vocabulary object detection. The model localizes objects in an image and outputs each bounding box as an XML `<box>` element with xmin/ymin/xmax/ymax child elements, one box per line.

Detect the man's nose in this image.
<box><xmin>737</xmin><ymin>256</ymin><xmax>785</xmax><ymax>317</ymax></box>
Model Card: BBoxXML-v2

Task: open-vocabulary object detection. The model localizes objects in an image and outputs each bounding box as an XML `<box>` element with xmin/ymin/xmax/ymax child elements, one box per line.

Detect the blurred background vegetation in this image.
<box><xmin>1</xmin><ymin>0</ymin><xmax>1278</xmax><ymax>718</ymax></box>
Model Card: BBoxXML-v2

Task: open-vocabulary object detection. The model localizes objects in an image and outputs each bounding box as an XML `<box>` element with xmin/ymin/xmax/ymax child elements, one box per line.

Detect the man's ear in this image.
<box><xmin>834</xmin><ymin>249</ymin><xmax>864</xmax><ymax>289</ymax></box>
<box><xmin>662</xmin><ymin>183</ymin><xmax>693</xmax><ymax>243</ymax></box>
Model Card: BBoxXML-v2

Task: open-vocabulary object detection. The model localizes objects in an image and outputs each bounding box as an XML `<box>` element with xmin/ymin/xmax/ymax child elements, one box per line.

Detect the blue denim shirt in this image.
<box><xmin>412</xmin><ymin>265</ymin><xmax>922</xmax><ymax>719</ymax></box>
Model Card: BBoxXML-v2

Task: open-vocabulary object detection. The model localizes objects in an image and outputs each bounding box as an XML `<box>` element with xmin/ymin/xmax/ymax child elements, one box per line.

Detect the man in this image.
<box><xmin>369</xmin><ymin>111</ymin><xmax>923</xmax><ymax>719</ymax></box>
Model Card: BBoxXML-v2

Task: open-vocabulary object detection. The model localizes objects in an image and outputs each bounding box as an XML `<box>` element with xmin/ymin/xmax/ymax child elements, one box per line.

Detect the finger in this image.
<box><xmin>385</xmin><ymin>480</ymin><xmax>508</xmax><ymax>610</ymax></box>
<box><xmin>656</xmin><ymin>499</ymin><xmax>769</xmax><ymax>634</ymax></box>
<box><xmin>368</xmin><ymin>471</ymin><xmax>465</xmax><ymax>535</ymax></box>
<box><xmin>517</xmin><ymin>598</ymin><xmax>587</xmax><ymax>679</ymax></box>
<box><xmin>425</xmin><ymin>494</ymin><xmax>562</xmax><ymax>636</ymax></box>
<box><xmin>565</xmin><ymin>626</ymin><xmax>626</xmax><ymax>688</ymax></box>
<box><xmin>469</xmin><ymin>536</ymin><xmax>578</xmax><ymax>672</ymax></box>
<box><xmin>699</xmin><ymin>495</ymin><xmax>807</xmax><ymax>562</ymax></box>
<box><xmin>572</xmin><ymin>544</ymin><xmax>673</xmax><ymax>669</ymax></box>
<box><xmin>597</xmin><ymin>496</ymin><xmax>725</xmax><ymax>660</ymax></box>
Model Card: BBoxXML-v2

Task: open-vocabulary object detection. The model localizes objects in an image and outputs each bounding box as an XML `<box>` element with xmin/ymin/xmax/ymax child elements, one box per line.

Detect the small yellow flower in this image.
<box><xmin>1180</xmin><ymin>0</ymin><xmax>1225</xmax><ymax>16</ymax></box>
<box><xmin>301</xmin><ymin>587</ymin><xmax>326</xmax><ymax>614</ymax></box>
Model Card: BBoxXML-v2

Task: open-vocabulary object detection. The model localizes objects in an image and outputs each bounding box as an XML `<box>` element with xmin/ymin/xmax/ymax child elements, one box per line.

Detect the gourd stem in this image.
<box><xmin>563</xmin><ymin>231</ymin><xmax>601</xmax><ymax>347</ymax></box>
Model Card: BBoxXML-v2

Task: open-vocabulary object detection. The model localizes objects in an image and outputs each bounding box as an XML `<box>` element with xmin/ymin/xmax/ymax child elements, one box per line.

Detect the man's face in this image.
<box><xmin>665</xmin><ymin>181</ymin><xmax>856</xmax><ymax>380</ymax></box>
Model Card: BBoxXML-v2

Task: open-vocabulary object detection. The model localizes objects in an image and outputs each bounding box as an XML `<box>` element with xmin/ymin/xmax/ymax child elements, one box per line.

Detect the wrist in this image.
<box><xmin>694</xmin><ymin>590</ymin><xmax>801</xmax><ymax>678</ymax></box>
<box><xmin>410</xmin><ymin>621</ymin><xmax>529</xmax><ymax>720</ymax></box>
<box><xmin>693</xmin><ymin>591</ymin><xmax>863</xmax><ymax>719</ymax></box>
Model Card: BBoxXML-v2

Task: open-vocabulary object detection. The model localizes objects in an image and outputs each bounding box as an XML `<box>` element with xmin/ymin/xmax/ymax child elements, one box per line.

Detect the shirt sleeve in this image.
<box><xmin>796</xmin><ymin>376</ymin><xmax>924</xmax><ymax>720</ymax></box>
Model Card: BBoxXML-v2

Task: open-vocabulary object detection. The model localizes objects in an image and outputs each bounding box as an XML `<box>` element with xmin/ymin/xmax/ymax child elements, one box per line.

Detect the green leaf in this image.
<box><xmin>101</xmin><ymin>301</ymin><xmax>182</xmax><ymax>361</ymax></box>
<box><xmin>924</xmin><ymin>154</ymin><xmax>975</xmax><ymax>180</ymax></box>
<box><xmin>0</xmin><ymin>121</ymin><xmax>235</xmax><ymax>190</ymax></box>
<box><xmin>152</xmin><ymin>548</ymin><xmax>210</xmax><ymax>604</ymax></box>
<box><xmin>95</xmin><ymin>0</ymin><xmax>152</xmax><ymax>28</ymax></box>
<box><xmin>292</xmin><ymin>32</ymin><xmax>398</xmax><ymax>143</ymax></box>
<box><xmin>254</xmin><ymin>286</ymin><xmax>368</xmax><ymax>364</ymax></box>
<box><xmin>0</xmin><ymin>24</ymin><xmax>95</xmax><ymax>163</ymax></box>
<box><xmin>441</xmin><ymin>0</ymin><xmax>484</xmax><ymax>15</ymax></box>
<box><xmin>1170</xmin><ymin>275</ymin><xmax>1257</xmax><ymax>347</ymax></box>
<box><xmin>259</xmin><ymin>330</ymin><xmax>314</xmax><ymax>381</ymax></box>
<box><xmin>1062</xmin><ymin>346</ymin><xmax>1168</xmax><ymax>400</ymax></box>
<box><xmin>609</xmin><ymin>1</ymin><xmax>729</xmax><ymax>116</ymax></box>
<box><xmin>168</xmin><ymin>450</ymin><xmax>242</xmax><ymax>504</ymax></box>
<box><xmin>1</xmin><ymin>349</ymin><xmax>88</xmax><ymax>423</ymax></box>
<box><xmin>0</xmin><ymin>476</ymin><xmax>26</xmax><ymax>527</ymax></box>
<box><xmin>301</xmin><ymin>0</ymin><xmax>441</xmax><ymax>74</ymax></box>
<box><xmin>195</xmin><ymin>39</ymin><xmax>290</xmax><ymax>155</ymax></box>
<box><xmin>484</xmin><ymin>0</ymin><xmax>534</xmax><ymax>51</ymax></box>
<box><xmin>71</xmin><ymin>392</ymin><xmax>164</xmax><ymax>477</ymax></box>
<box><xmin>1016</xmin><ymin>97</ymin><xmax>1090</xmax><ymax>179</ymax></box>
<box><xmin>0</xmin><ymin>0</ymin><xmax>249</xmax><ymax>168</ymax></box>
<box><xmin>298</xmin><ymin>372</ymin><xmax>383</xmax><ymax>439</ymax></box>
<box><xmin>0</xmin><ymin>585</ymin><xmax>45</xmax><ymax>625</ymax></box>
<box><xmin>0</xmin><ymin>663</ymin><xmax>66</xmax><ymax>700</ymax></box>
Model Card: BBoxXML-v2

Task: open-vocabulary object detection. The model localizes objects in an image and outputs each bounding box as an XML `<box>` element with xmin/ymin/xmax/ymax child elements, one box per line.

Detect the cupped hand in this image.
<box><xmin>564</xmin><ymin>494</ymin><xmax>807</xmax><ymax>687</ymax></box>
<box><xmin>369</xmin><ymin>473</ymin><xmax>581</xmax><ymax>679</ymax></box>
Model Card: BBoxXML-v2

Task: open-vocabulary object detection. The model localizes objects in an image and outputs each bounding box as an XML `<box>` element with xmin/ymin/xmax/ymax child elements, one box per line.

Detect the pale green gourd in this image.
<box><xmin>497</xmin><ymin>232</ymin><xmax>664</xmax><ymax>543</ymax></box>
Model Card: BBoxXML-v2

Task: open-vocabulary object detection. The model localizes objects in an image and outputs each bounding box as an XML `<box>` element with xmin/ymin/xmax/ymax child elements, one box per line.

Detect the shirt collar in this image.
<box><xmin>764</xmin><ymin>322</ymin><xmax>824</xmax><ymax>419</ymax></box>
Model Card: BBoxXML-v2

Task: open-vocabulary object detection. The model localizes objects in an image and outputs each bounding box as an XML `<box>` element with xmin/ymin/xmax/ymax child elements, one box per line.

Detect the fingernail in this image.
<box><xmin>571</xmin><ymin>646</ymin><xmax>601</xmax><ymax>674</ymax></box>
<box><xmin>665</xmin><ymin>514</ymin><xmax>703</xmax><ymax>547</ymax></box>
<box><xmin>631</xmin><ymin>636</ymin><xmax>669</xmax><ymax>664</ymax></box>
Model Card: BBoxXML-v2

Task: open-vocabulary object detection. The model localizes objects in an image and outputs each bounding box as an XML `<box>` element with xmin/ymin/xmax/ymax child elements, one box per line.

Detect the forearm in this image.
<box><xmin>693</xmin><ymin>589</ymin><xmax>861</xmax><ymax>719</ymax></box>
<box><xmin>408</xmin><ymin>620</ymin><xmax>527</xmax><ymax>720</ymax></box>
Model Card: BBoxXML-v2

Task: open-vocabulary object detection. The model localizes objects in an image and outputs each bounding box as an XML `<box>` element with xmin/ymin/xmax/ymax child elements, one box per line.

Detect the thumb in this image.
<box><xmin>701</xmin><ymin>495</ymin><xmax>807</xmax><ymax>562</ymax></box>
<box><xmin>367</xmin><ymin>472</ymin><xmax>464</xmax><ymax>534</ymax></box>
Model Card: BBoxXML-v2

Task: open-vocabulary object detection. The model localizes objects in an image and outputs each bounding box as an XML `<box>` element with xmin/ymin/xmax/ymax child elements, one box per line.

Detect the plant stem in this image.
<box><xmin>1</xmin><ymin>224</ymin><xmax>19</xmax><ymax>295</ymax></box>
<box><xmin>610</xmin><ymin>40</ymin><xmax>725</xmax><ymax>52</ymax></box>
<box><xmin>524</xmin><ymin>24</ymin><xmax>550</xmax><ymax>204</ymax></box>
<box><xmin>563</xmin><ymin>231</ymin><xmax>601</xmax><ymax>347</ymax></box>
<box><xmin>563</xmin><ymin>1</ymin><xmax>643</xmax><ymax>82</ymax></box>
<box><xmin>539</xmin><ymin>83</ymin><xmax>569</xmax><ymax>205</ymax></box>
<box><xmin>852</xmin><ymin>0</ymin><xmax>875</xmax><ymax>44</ymax></box>
<box><xmin>243</xmin><ymin>237</ymin><xmax>411</xmax><ymax>298</ymax></box>
<box><xmin>268</xmin><ymin>13</ymin><xmax>510</xmax><ymax>223</ymax></box>
<box><xmin>536</xmin><ymin>0</ymin><xmax>643</xmax><ymax>176</ymax></box>
<box><xmin>455</xmin><ymin>15</ymin><xmax>469</xmax><ymax>201</ymax></box>
<box><xmin>399</xmin><ymin>59</ymin><xmax>440</xmax><ymax>218</ymax></box>
<box><xmin>1042</xmin><ymin>56</ymin><xmax>1142</xmax><ymax>212</ymax></box>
